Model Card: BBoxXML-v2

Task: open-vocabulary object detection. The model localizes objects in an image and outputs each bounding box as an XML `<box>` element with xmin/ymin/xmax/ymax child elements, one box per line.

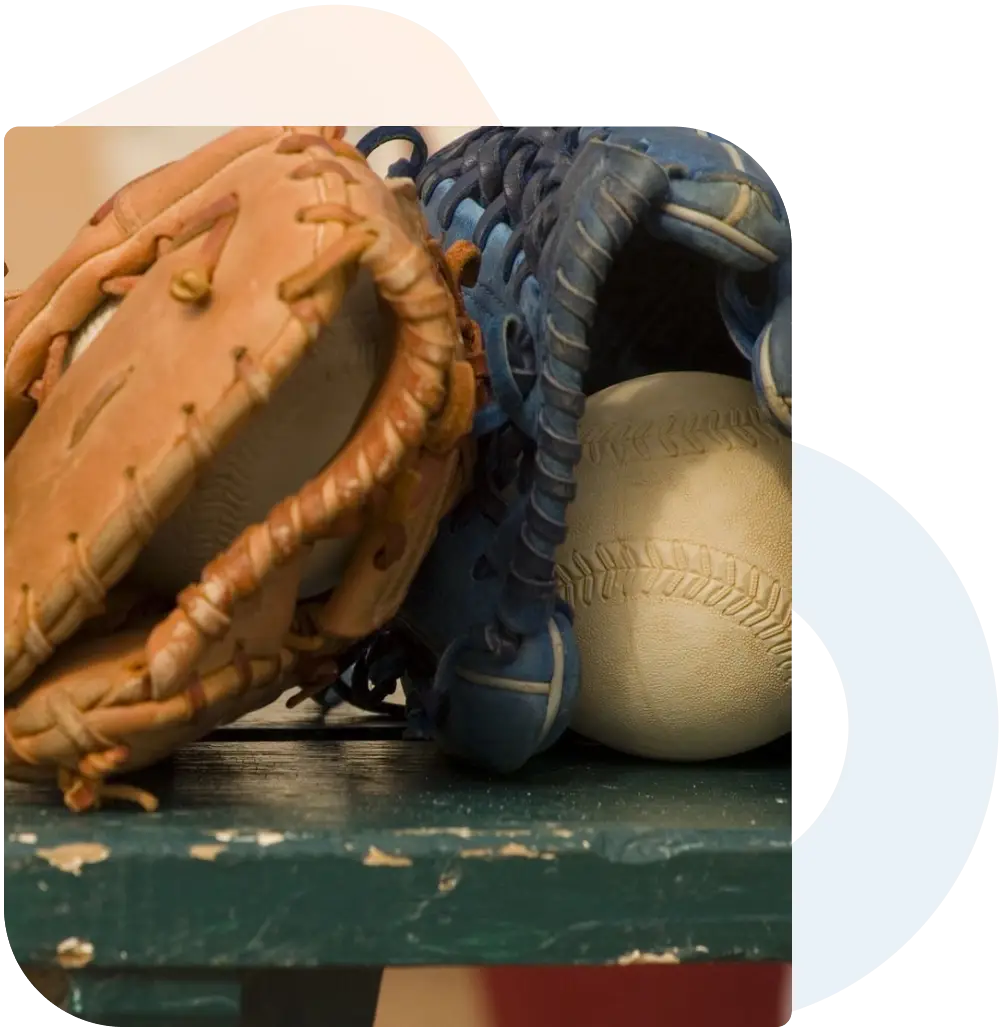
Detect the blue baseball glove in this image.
<box><xmin>339</xmin><ymin>126</ymin><xmax>791</xmax><ymax>772</ymax></box>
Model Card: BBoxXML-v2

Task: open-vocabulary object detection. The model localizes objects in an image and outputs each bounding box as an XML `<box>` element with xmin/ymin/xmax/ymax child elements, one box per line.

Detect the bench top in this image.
<box><xmin>5</xmin><ymin>704</ymin><xmax>791</xmax><ymax>970</ymax></box>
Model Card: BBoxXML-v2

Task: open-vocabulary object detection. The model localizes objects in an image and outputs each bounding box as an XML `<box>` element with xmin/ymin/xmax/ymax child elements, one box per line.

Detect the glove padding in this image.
<box><xmin>4</xmin><ymin>127</ymin><xmax>481</xmax><ymax>811</ymax></box>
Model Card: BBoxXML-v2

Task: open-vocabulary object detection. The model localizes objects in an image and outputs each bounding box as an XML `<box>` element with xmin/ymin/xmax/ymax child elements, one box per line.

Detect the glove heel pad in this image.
<box><xmin>431</xmin><ymin>613</ymin><xmax>580</xmax><ymax>773</ymax></box>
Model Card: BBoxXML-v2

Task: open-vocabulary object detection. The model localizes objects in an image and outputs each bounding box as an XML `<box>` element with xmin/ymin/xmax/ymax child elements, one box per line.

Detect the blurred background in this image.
<box><xmin>4</xmin><ymin>126</ymin><xmax>471</xmax><ymax>291</ymax></box>
<box><xmin>4</xmin><ymin>127</ymin><xmax>790</xmax><ymax>1027</ymax></box>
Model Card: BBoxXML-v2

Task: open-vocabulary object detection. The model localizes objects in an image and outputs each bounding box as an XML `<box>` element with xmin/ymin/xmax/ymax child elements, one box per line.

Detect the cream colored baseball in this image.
<box><xmin>556</xmin><ymin>372</ymin><xmax>792</xmax><ymax>760</ymax></box>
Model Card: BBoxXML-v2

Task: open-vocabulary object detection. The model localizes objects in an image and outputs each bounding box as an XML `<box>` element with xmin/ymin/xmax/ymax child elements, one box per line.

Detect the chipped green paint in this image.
<box><xmin>6</xmin><ymin>734</ymin><xmax>791</xmax><ymax>969</ymax></box>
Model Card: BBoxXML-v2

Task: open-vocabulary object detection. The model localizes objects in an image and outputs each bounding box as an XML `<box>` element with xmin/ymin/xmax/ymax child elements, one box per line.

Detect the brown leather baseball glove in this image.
<box><xmin>4</xmin><ymin>126</ymin><xmax>484</xmax><ymax>812</ymax></box>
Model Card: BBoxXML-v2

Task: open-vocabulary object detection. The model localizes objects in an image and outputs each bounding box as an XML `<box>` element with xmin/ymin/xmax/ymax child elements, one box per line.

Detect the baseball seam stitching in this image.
<box><xmin>581</xmin><ymin>405</ymin><xmax>784</xmax><ymax>465</ymax></box>
<box><xmin>556</xmin><ymin>538</ymin><xmax>791</xmax><ymax>676</ymax></box>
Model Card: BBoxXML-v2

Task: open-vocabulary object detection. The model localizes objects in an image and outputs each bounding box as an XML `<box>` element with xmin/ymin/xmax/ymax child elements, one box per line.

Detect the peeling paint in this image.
<box><xmin>437</xmin><ymin>870</ymin><xmax>461</xmax><ymax>893</ymax></box>
<box><xmin>459</xmin><ymin>843</ymin><xmax>557</xmax><ymax>860</ymax></box>
<box><xmin>210</xmin><ymin>829</ymin><xmax>284</xmax><ymax>847</ymax></box>
<box><xmin>36</xmin><ymin>843</ymin><xmax>110</xmax><ymax>876</ymax></box>
<box><xmin>363</xmin><ymin>846</ymin><xmax>413</xmax><ymax>868</ymax></box>
<box><xmin>189</xmin><ymin>844</ymin><xmax>228</xmax><ymax>862</ymax></box>
<box><xmin>551</xmin><ymin>828</ymin><xmax>574</xmax><ymax>838</ymax></box>
<box><xmin>56</xmin><ymin>937</ymin><xmax>94</xmax><ymax>969</ymax></box>
<box><xmin>395</xmin><ymin>826</ymin><xmax>535</xmax><ymax>840</ymax></box>
<box><xmin>695</xmin><ymin>945</ymin><xmax>710</xmax><ymax>954</ymax></box>
<box><xmin>616</xmin><ymin>948</ymin><xmax>681</xmax><ymax>966</ymax></box>
<box><xmin>16</xmin><ymin>832</ymin><xmax>38</xmax><ymax>844</ymax></box>
<box><xmin>396</xmin><ymin>826</ymin><xmax>474</xmax><ymax>839</ymax></box>
<box><xmin>494</xmin><ymin>842</ymin><xmax>550</xmax><ymax>858</ymax></box>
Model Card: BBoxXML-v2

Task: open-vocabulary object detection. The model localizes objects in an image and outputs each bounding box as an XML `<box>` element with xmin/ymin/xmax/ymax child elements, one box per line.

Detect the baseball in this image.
<box><xmin>556</xmin><ymin>372</ymin><xmax>792</xmax><ymax>760</ymax></box>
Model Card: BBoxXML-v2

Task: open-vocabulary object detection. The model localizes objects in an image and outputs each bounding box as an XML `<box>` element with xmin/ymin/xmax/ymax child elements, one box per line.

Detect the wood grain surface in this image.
<box><xmin>6</xmin><ymin>702</ymin><xmax>791</xmax><ymax>970</ymax></box>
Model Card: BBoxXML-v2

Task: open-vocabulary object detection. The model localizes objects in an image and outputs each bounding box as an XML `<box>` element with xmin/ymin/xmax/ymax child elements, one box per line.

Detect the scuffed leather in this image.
<box><xmin>4</xmin><ymin>127</ymin><xmax>477</xmax><ymax>810</ymax></box>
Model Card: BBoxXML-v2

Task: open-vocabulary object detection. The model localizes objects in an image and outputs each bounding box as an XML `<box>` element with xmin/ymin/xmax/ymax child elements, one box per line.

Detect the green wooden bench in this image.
<box><xmin>5</xmin><ymin>703</ymin><xmax>791</xmax><ymax>1026</ymax></box>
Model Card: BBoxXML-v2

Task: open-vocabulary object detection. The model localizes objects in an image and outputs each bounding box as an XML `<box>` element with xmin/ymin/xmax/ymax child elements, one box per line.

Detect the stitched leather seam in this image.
<box><xmin>580</xmin><ymin>404</ymin><xmax>786</xmax><ymax>465</ymax></box>
<box><xmin>556</xmin><ymin>538</ymin><xmax>791</xmax><ymax>675</ymax></box>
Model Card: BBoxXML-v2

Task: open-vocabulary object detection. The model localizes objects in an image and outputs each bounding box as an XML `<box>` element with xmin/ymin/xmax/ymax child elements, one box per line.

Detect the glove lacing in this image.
<box><xmin>275</xmin><ymin>201</ymin><xmax>486</xmax><ymax>719</ymax></box>
<box><xmin>325</xmin><ymin>128</ymin><xmax>582</xmax><ymax>720</ymax></box>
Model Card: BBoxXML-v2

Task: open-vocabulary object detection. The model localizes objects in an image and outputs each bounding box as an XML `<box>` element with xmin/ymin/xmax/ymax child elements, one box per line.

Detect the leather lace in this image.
<box><xmin>326</xmin><ymin>128</ymin><xmax>584</xmax><ymax>717</ymax></box>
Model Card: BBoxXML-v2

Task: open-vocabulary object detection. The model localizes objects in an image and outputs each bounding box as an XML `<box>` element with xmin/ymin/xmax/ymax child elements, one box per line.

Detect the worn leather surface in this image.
<box><xmin>392</xmin><ymin>126</ymin><xmax>791</xmax><ymax>771</ymax></box>
<box><xmin>4</xmin><ymin>127</ymin><xmax>477</xmax><ymax>810</ymax></box>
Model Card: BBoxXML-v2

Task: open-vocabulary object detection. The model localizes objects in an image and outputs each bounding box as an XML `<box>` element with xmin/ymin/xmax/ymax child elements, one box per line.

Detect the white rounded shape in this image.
<box><xmin>556</xmin><ymin>372</ymin><xmax>792</xmax><ymax>760</ymax></box>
